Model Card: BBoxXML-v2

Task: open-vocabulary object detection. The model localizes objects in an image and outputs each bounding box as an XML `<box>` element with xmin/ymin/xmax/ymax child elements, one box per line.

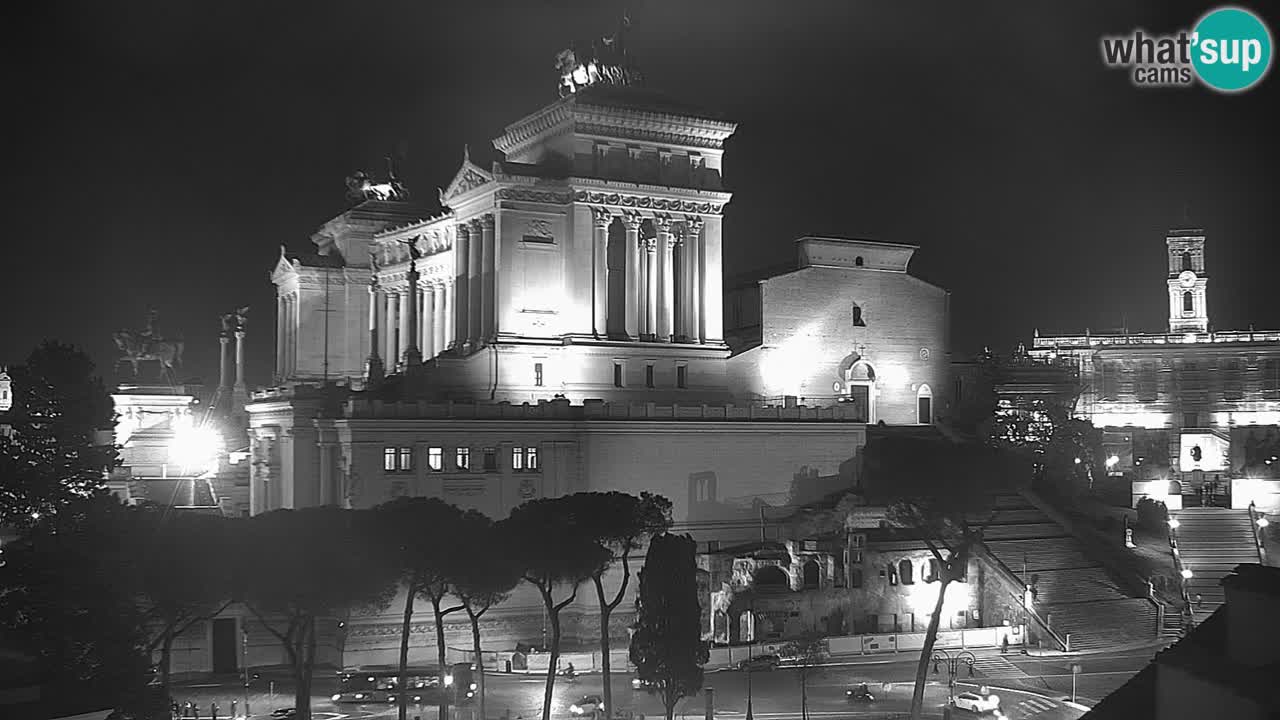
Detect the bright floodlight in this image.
<box><xmin>170</xmin><ymin>423</ymin><xmax>221</xmax><ymax>473</ymax></box>
<box><xmin>1259</xmin><ymin>517</ymin><xmax>1270</xmax><ymax>528</ymax></box>
<box><xmin>1106</xmin><ymin>455</ymin><xmax>1120</xmax><ymax>468</ymax></box>
<box><xmin>1074</xmin><ymin>457</ymin><xmax>1082</xmax><ymax>465</ymax></box>
<box><xmin>1181</xmin><ymin>568</ymin><xmax>1193</xmax><ymax>579</ymax></box>
<box><xmin>1168</xmin><ymin>518</ymin><xmax>1180</xmax><ymax>529</ymax></box>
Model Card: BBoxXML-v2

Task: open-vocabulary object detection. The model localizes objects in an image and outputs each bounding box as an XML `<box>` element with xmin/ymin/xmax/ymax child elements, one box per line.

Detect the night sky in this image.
<box><xmin>4</xmin><ymin>1</ymin><xmax>1278</xmax><ymax>389</ymax></box>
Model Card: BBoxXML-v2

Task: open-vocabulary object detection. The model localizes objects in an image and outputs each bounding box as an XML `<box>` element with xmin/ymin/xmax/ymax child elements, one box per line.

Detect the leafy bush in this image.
<box><xmin>1135</xmin><ymin>497</ymin><xmax>1169</xmax><ymax>532</ymax></box>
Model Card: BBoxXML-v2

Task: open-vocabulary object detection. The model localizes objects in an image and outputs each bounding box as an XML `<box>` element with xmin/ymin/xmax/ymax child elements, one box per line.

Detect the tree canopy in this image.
<box><xmin>630</xmin><ymin>533</ymin><xmax>708</xmax><ymax>720</ymax></box>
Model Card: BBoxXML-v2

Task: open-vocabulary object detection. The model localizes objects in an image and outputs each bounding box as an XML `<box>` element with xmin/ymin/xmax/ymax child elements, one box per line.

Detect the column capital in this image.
<box><xmin>456</xmin><ymin>222</ymin><xmax>471</xmax><ymax>238</ymax></box>
<box><xmin>480</xmin><ymin>213</ymin><xmax>495</xmax><ymax>230</ymax></box>
<box><xmin>684</xmin><ymin>215</ymin><xmax>705</xmax><ymax>235</ymax></box>
<box><xmin>653</xmin><ymin>214</ymin><xmax>675</xmax><ymax>233</ymax></box>
<box><xmin>622</xmin><ymin>210</ymin><xmax>644</xmax><ymax>231</ymax></box>
<box><xmin>468</xmin><ymin>217</ymin><xmax>484</xmax><ymax>231</ymax></box>
<box><xmin>591</xmin><ymin>206</ymin><xmax>614</xmax><ymax>229</ymax></box>
<box><xmin>644</xmin><ymin>237</ymin><xmax>658</xmax><ymax>253</ymax></box>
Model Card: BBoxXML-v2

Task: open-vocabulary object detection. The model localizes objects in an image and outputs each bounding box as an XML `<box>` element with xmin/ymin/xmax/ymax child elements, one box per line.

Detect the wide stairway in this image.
<box><xmin>1172</xmin><ymin>507</ymin><xmax>1262</xmax><ymax>624</ymax></box>
<box><xmin>977</xmin><ymin>495</ymin><xmax>1159</xmax><ymax>651</ymax></box>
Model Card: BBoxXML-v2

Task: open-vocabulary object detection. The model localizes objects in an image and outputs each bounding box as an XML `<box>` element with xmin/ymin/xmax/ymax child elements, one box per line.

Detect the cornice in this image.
<box><xmin>571</xmin><ymin>176</ymin><xmax>732</xmax><ymax>203</ymax></box>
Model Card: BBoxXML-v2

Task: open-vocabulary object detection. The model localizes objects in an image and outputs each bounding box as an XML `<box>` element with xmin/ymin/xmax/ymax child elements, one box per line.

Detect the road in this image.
<box><xmin>173</xmin><ymin>646</ymin><xmax>1161</xmax><ymax>720</ymax></box>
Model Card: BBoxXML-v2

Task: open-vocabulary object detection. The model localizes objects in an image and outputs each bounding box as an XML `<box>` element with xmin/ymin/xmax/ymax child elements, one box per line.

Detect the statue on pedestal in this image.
<box><xmin>113</xmin><ymin>309</ymin><xmax>185</xmax><ymax>380</ymax></box>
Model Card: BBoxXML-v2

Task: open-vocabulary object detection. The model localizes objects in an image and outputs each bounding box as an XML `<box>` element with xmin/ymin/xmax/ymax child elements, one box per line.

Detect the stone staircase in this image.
<box><xmin>1171</xmin><ymin>507</ymin><xmax>1262</xmax><ymax>624</ymax></box>
<box><xmin>980</xmin><ymin>495</ymin><xmax>1160</xmax><ymax>651</ymax></box>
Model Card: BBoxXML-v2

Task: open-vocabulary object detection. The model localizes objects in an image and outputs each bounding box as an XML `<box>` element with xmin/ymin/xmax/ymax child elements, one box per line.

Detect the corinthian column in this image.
<box><xmin>468</xmin><ymin>218</ymin><xmax>483</xmax><ymax>347</ymax></box>
<box><xmin>366</xmin><ymin>279</ymin><xmax>384</xmax><ymax>385</ymax></box>
<box><xmin>480</xmin><ymin>214</ymin><xmax>496</xmax><ymax>342</ymax></box>
<box><xmin>422</xmin><ymin>283</ymin><xmax>436</xmax><ymax>359</ymax></box>
<box><xmin>454</xmin><ymin>224</ymin><xmax>470</xmax><ymax>351</ymax></box>
<box><xmin>385</xmin><ymin>291</ymin><xmax>398</xmax><ymax>367</ymax></box>
<box><xmin>402</xmin><ymin>257</ymin><xmax>422</xmax><ymax>368</ymax></box>
<box><xmin>623</xmin><ymin>212</ymin><xmax>642</xmax><ymax>339</ymax></box>
<box><xmin>685</xmin><ymin>216</ymin><xmax>704</xmax><ymax>343</ymax></box>
<box><xmin>644</xmin><ymin>236</ymin><xmax>658</xmax><ymax>339</ymax></box>
<box><xmin>591</xmin><ymin>207</ymin><xmax>612</xmax><ymax>338</ymax></box>
<box><xmin>655</xmin><ymin>215</ymin><xmax>675</xmax><ymax>342</ymax></box>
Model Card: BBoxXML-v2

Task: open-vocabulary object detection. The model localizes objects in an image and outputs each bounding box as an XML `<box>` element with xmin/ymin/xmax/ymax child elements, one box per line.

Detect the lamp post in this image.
<box><xmin>931</xmin><ymin>649</ymin><xmax>976</xmax><ymax>707</ymax></box>
<box><xmin>745</xmin><ymin>602</ymin><xmax>755</xmax><ymax>720</ymax></box>
<box><xmin>241</xmin><ymin>627</ymin><xmax>250</xmax><ymax>719</ymax></box>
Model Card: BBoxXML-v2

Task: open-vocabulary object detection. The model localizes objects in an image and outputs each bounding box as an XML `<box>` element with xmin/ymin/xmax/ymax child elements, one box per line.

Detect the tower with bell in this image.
<box><xmin>1166</xmin><ymin>228</ymin><xmax>1209</xmax><ymax>333</ymax></box>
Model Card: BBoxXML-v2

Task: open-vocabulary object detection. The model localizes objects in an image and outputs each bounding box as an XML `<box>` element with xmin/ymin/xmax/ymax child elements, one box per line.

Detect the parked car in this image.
<box><xmin>953</xmin><ymin>691</ymin><xmax>1001</xmax><ymax>714</ymax></box>
<box><xmin>845</xmin><ymin>683</ymin><xmax>875</xmax><ymax>702</ymax></box>
<box><xmin>569</xmin><ymin>695</ymin><xmax>605</xmax><ymax>716</ymax></box>
<box><xmin>631</xmin><ymin>676</ymin><xmax>658</xmax><ymax>692</ymax></box>
<box><xmin>737</xmin><ymin>654</ymin><xmax>781</xmax><ymax>671</ymax></box>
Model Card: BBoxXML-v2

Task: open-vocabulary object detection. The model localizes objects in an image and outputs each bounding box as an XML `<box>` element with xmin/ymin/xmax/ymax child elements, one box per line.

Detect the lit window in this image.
<box><xmin>398</xmin><ymin>447</ymin><xmax>412</xmax><ymax>471</ymax></box>
<box><xmin>677</xmin><ymin>365</ymin><xmax>688</xmax><ymax>389</ymax></box>
<box><xmin>512</xmin><ymin>446</ymin><xmax>524</xmax><ymax>472</ymax></box>
<box><xmin>526</xmin><ymin>446</ymin><xmax>539</xmax><ymax>472</ymax></box>
<box><xmin>456</xmin><ymin>447</ymin><xmax>470</xmax><ymax>471</ymax></box>
<box><xmin>646</xmin><ymin>364</ymin><xmax>655</xmax><ymax>388</ymax></box>
<box><xmin>428</xmin><ymin>447</ymin><xmax>443</xmax><ymax>472</ymax></box>
<box><xmin>614</xmin><ymin>362</ymin><xmax>624</xmax><ymax>388</ymax></box>
<box><xmin>483</xmin><ymin>447</ymin><xmax>497</xmax><ymax>471</ymax></box>
<box><xmin>384</xmin><ymin>447</ymin><xmax>397</xmax><ymax>472</ymax></box>
<box><xmin>534</xmin><ymin>362</ymin><xmax>544</xmax><ymax>387</ymax></box>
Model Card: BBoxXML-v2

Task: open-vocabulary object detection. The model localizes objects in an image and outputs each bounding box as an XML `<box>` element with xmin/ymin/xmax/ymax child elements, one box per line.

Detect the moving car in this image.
<box><xmin>569</xmin><ymin>695</ymin><xmax>605</xmax><ymax>716</ymax></box>
<box><xmin>737</xmin><ymin>654</ymin><xmax>781</xmax><ymax>671</ymax></box>
<box><xmin>631</xmin><ymin>676</ymin><xmax>658</xmax><ymax>692</ymax></box>
<box><xmin>953</xmin><ymin>691</ymin><xmax>1001</xmax><ymax>714</ymax></box>
<box><xmin>845</xmin><ymin>683</ymin><xmax>875</xmax><ymax>702</ymax></box>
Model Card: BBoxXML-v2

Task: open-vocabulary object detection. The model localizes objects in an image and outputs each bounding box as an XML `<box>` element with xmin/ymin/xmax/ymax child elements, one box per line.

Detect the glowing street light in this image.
<box><xmin>169</xmin><ymin>421</ymin><xmax>222</xmax><ymax>475</ymax></box>
<box><xmin>1181</xmin><ymin>568</ymin><xmax>1194</xmax><ymax>580</ymax></box>
<box><xmin>1168</xmin><ymin>518</ymin><xmax>1180</xmax><ymax>530</ymax></box>
<box><xmin>1258</xmin><ymin>517</ymin><xmax>1270</xmax><ymax>529</ymax></box>
<box><xmin>1106</xmin><ymin>455</ymin><xmax>1120</xmax><ymax>468</ymax></box>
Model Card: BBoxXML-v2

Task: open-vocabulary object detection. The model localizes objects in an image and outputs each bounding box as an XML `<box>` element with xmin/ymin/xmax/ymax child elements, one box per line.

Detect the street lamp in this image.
<box><xmin>931</xmin><ymin>649</ymin><xmax>976</xmax><ymax>707</ymax></box>
<box><xmin>1181</xmin><ymin>567</ymin><xmax>1194</xmax><ymax>580</ymax></box>
<box><xmin>1168</xmin><ymin>518</ymin><xmax>1180</xmax><ymax>530</ymax></box>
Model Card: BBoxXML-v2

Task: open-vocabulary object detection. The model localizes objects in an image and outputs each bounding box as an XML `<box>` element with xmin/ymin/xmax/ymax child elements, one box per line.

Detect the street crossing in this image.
<box><xmin>969</xmin><ymin>654</ymin><xmax>1033</xmax><ymax>679</ymax></box>
<box><xmin>1012</xmin><ymin>696</ymin><xmax>1059</xmax><ymax>717</ymax></box>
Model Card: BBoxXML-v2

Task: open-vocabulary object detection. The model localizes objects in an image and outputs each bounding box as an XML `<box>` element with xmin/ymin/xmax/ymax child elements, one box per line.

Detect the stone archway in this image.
<box><xmin>802</xmin><ymin>559</ymin><xmax>820</xmax><ymax>590</ymax></box>
<box><xmin>753</xmin><ymin>565</ymin><xmax>789</xmax><ymax>590</ymax></box>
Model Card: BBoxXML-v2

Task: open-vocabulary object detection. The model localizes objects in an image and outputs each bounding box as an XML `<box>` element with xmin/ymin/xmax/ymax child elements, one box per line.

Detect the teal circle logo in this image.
<box><xmin>1192</xmin><ymin>7</ymin><xmax>1273</xmax><ymax>92</ymax></box>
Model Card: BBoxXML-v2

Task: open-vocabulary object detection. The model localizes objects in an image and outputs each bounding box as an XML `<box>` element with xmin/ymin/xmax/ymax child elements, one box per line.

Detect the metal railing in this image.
<box><xmin>1247</xmin><ymin>501</ymin><xmax>1268</xmax><ymax>564</ymax></box>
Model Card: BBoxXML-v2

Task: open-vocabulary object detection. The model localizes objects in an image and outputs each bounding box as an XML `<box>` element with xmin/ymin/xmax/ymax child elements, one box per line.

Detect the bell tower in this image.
<box><xmin>1166</xmin><ymin>229</ymin><xmax>1209</xmax><ymax>333</ymax></box>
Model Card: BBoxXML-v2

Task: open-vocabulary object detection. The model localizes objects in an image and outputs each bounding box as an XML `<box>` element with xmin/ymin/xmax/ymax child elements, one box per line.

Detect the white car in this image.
<box><xmin>953</xmin><ymin>691</ymin><xmax>1001</xmax><ymax>714</ymax></box>
<box><xmin>569</xmin><ymin>695</ymin><xmax>605</xmax><ymax>716</ymax></box>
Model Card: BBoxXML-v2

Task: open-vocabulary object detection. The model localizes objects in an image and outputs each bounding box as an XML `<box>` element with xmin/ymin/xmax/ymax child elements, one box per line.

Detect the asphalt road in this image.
<box><xmin>173</xmin><ymin>646</ymin><xmax>1161</xmax><ymax>720</ymax></box>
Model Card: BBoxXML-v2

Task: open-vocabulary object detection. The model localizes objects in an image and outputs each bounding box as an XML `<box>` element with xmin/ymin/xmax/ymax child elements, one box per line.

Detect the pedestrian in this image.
<box><xmin>210</xmin><ymin>701</ymin><xmax>218</xmax><ymax>720</ymax></box>
<box><xmin>1001</xmin><ymin>636</ymin><xmax>1009</xmax><ymax>655</ymax></box>
<box><xmin>171</xmin><ymin>700</ymin><xmax>180</xmax><ymax>720</ymax></box>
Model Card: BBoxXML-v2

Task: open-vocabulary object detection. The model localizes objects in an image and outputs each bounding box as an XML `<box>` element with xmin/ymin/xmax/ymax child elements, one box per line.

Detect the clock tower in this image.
<box><xmin>1166</xmin><ymin>229</ymin><xmax>1209</xmax><ymax>333</ymax></box>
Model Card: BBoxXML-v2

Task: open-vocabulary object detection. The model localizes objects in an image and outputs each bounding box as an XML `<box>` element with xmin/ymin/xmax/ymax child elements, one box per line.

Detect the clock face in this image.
<box><xmin>1178</xmin><ymin>270</ymin><xmax>1197</xmax><ymax>288</ymax></box>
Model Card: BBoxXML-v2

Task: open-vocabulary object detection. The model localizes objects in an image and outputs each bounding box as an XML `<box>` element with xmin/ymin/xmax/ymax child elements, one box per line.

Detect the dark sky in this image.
<box><xmin>3</xmin><ymin>1</ymin><xmax>1277</xmax><ymax>388</ymax></box>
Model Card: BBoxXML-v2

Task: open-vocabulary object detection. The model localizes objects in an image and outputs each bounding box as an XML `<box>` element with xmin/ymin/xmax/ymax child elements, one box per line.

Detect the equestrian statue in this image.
<box><xmin>113</xmin><ymin>308</ymin><xmax>185</xmax><ymax>380</ymax></box>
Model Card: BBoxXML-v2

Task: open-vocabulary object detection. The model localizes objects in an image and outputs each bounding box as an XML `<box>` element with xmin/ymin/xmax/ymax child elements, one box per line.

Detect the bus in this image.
<box><xmin>332</xmin><ymin>663</ymin><xmax>477</xmax><ymax>705</ymax></box>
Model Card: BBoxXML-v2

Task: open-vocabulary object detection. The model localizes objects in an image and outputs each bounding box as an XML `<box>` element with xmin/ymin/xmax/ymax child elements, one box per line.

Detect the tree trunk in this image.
<box><xmin>433</xmin><ymin>597</ymin><xmax>451</xmax><ymax>720</ymax></box>
<box><xmin>468</xmin><ymin>608</ymin><xmax>487</xmax><ymax>720</ymax></box>
<box><xmin>160</xmin><ymin>631</ymin><xmax>174</xmax><ymax>702</ymax></box>
<box><xmin>801</xmin><ymin>667</ymin><xmax>808</xmax><ymax>720</ymax></box>
<box><xmin>663</xmin><ymin>688</ymin><xmax>676</xmax><ymax>720</ymax></box>
<box><xmin>538</xmin><ymin>587</ymin><xmax>560</xmax><ymax>720</ymax></box>
<box><xmin>398</xmin><ymin>583</ymin><xmax>416</xmax><ymax>720</ymax></box>
<box><xmin>293</xmin><ymin>615</ymin><xmax>315</xmax><ymax>720</ymax></box>
<box><xmin>594</xmin><ymin>575</ymin><xmax>614</xmax><ymax>719</ymax></box>
<box><xmin>910</xmin><ymin>578</ymin><xmax>951</xmax><ymax>720</ymax></box>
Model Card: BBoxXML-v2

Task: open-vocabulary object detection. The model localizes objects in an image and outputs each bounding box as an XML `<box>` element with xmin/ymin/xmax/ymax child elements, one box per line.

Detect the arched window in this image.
<box><xmin>852</xmin><ymin>303</ymin><xmax>866</xmax><ymax>327</ymax></box>
<box><xmin>927</xmin><ymin>558</ymin><xmax>941</xmax><ymax>582</ymax></box>
<box><xmin>1168</xmin><ymin>480</ymin><xmax>1183</xmax><ymax>496</ymax></box>
<box><xmin>802</xmin><ymin>559</ymin><xmax>820</xmax><ymax>589</ymax></box>
<box><xmin>1183</xmin><ymin>291</ymin><xmax>1194</xmax><ymax>313</ymax></box>
<box><xmin>855</xmin><ymin>256</ymin><xmax>864</xmax><ymax>267</ymax></box>
<box><xmin>898</xmin><ymin>559</ymin><xmax>914</xmax><ymax>585</ymax></box>
<box><xmin>1181</xmin><ymin>251</ymin><xmax>1193</xmax><ymax>272</ymax></box>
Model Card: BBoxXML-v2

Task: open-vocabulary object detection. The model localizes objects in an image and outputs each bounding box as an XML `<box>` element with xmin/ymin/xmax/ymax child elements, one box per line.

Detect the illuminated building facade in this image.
<box><xmin>1028</xmin><ymin>229</ymin><xmax>1280</xmax><ymax>506</ymax></box>
<box><xmin>246</xmin><ymin>36</ymin><xmax>952</xmax><ymax>668</ymax></box>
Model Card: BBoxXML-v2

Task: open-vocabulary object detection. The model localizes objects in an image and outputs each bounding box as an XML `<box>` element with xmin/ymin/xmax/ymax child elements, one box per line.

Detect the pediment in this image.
<box><xmin>271</xmin><ymin>247</ymin><xmax>299</xmax><ymax>283</ymax></box>
<box><xmin>441</xmin><ymin>159</ymin><xmax>494</xmax><ymax>203</ymax></box>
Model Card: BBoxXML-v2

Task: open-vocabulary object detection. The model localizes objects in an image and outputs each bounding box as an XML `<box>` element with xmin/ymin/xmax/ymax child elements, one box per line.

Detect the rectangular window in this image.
<box><xmin>614</xmin><ymin>362</ymin><xmax>624</xmax><ymax>388</ymax></box>
<box><xmin>397</xmin><ymin>447</ymin><xmax>413</xmax><ymax>472</ymax></box>
<box><xmin>512</xmin><ymin>446</ymin><xmax>525</xmax><ymax>472</ymax></box>
<box><xmin>677</xmin><ymin>365</ymin><xmax>688</xmax><ymax>389</ymax></box>
<box><xmin>456</xmin><ymin>447</ymin><xmax>470</xmax><ymax>471</ymax></box>
<box><xmin>646</xmin><ymin>364</ymin><xmax>655</xmax><ymax>388</ymax></box>
<box><xmin>384</xmin><ymin>447</ymin><xmax>397</xmax><ymax>472</ymax></box>
<box><xmin>534</xmin><ymin>362</ymin><xmax>544</xmax><ymax>387</ymax></box>
<box><xmin>526</xmin><ymin>446</ymin><xmax>539</xmax><ymax>472</ymax></box>
<box><xmin>428</xmin><ymin>447</ymin><xmax>443</xmax><ymax>472</ymax></box>
<box><xmin>483</xmin><ymin>447</ymin><xmax>497</xmax><ymax>471</ymax></box>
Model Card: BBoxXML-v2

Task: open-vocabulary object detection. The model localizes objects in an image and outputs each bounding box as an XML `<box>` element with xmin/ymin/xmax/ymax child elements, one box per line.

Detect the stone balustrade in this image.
<box><xmin>342</xmin><ymin>397</ymin><xmax>866</xmax><ymax>422</ymax></box>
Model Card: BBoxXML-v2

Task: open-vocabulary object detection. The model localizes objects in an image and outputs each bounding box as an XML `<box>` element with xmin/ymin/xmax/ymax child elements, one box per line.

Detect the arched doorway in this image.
<box><xmin>916</xmin><ymin>384</ymin><xmax>933</xmax><ymax>424</ymax></box>
<box><xmin>1167</xmin><ymin>480</ymin><xmax>1183</xmax><ymax>496</ymax></box>
<box><xmin>844</xmin><ymin>360</ymin><xmax>876</xmax><ymax>422</ymax></box>
<box><xmin>802</xmin><ymin>559</ymin><xmax>820</xmax><ymax>590</ymax></box>
<box><xmin>753</xmin><ymin>565</ymin><xmax>789</xmax><ymax>591</ymax></box>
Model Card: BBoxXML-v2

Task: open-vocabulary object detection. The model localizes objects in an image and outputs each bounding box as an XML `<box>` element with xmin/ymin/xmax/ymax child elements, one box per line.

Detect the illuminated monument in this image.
<box><xmin>248</xmin><ymin>20</ymin><xmax>952</xmax><ymax>667</ymax></box>
<box><xmin>1030</xmin><ymin>229</ymin><xmax>1280</xmax><ymax>508</ymax></box>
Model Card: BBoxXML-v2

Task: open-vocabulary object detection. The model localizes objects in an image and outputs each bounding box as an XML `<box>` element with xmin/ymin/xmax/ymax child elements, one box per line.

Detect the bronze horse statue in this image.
<box><xmin>113</xmin><ymin>330</ymin><xmax>184</xmax><ymax>379</ymax></box>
